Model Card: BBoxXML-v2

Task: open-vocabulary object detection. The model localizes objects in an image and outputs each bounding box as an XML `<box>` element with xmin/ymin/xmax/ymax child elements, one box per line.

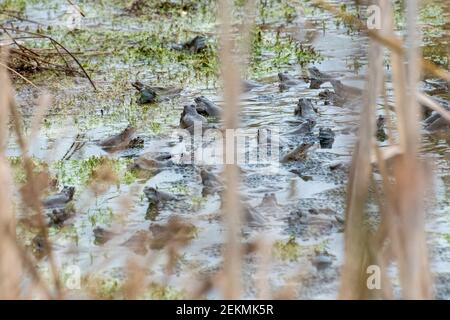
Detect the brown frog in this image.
<box><xmin>172</xmin><ymin>35</ymin><xmax>208</xmax><ymax>53</ymax></box>
<box><xmin>288</xmin><ymin>118</ymin><xmax>316</xmax><ymax>135</ymax></box>
<box><xmin>133</xmin><ymin>152</ymin><xmax>173</xmax><ymax>170</ymax></box>
<box><xmin>194</xmin><ymin>96</ymin><xmax>222</xmax><ymax>118</ymax></box>
<box><xmin>280</xmin><ymin>142</ymin><xmax>315</xmax><ymax>163</ymax></box>
<box><xmin>308</xmin><ymin>67</ymin><xmax>334</xmax><ymax>89</ymax></box>
<box><xmin>330</xmin><ymin>80</ymin><xmax>363</xmax><ymax>102</ymax></box>
<box><xmin>278</xmin><ymin>72</ymin><xmax>303</xmax><ymax>91</ymax></box>
<box><xmin>294</xmin><ymin>98</ymin><xmax>317</xmax><ymax>119</ymax></box>
<box><xmin>180</xmin><ymin>104</ymin><xmax>208</xmax><ymax>132</ymax></box>
<box><xmin>98</xmin><ymin>126</ymin><xmax>138</xmax><ymax>152</ymax></box>
<box><xmin>144</xmin><ymin>187</ymin><xmax>176</xmax><ymax>204</ymax></box>
<box><xmin>93</xmin><ymin>227</ymin><xmax>115</xmax><ymax>245</ymax></box>
<box><xmin>132</xmin><ymin>81</ymin><xmax>182</xmax><ymax>104</ymax></box>
<box><xmin>200</xmin><ymin>168</ymin><xmax>223</xmax><ymax>196</ymax></box>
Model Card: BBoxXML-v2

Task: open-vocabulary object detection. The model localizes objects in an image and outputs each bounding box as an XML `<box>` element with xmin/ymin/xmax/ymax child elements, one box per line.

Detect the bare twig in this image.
<box><xmin>1</xmin><ymin>26</ymin><xmax>96</xmax><ymax>89</ymax></box>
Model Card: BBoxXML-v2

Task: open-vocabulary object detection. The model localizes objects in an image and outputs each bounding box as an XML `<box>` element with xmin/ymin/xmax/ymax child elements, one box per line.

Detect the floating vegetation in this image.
<box><xmin>53</xmin><ymin>156</ymin><xmax>136</xmax><ymax>187</ymax></box>
<box><xmin>250</xmin><ymin>26</ymin><xmax>323</xmax><ymax>75</ymax></box>
<box><xmin>273</xmin><ymin>236</ymin><xmax>300</xmax><ymax>262</ymax></box>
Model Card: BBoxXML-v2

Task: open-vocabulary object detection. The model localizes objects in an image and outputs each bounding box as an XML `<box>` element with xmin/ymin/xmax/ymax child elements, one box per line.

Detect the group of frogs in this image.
<box><xmin>34</xmin><ymin>35</ymin><xmax>449</xmax><ymax>258</ymax></box>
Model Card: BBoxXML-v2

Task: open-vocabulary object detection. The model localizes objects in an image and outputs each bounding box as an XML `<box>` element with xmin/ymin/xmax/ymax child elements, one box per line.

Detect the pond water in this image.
<box><xmin>2</xmin><ymin>0</ymin><xmax>449</xmax><ymax>299</ymax></box>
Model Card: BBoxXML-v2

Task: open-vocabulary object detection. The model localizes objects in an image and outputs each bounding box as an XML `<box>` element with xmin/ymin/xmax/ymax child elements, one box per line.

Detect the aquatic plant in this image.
<box><xmin>273</xmin><ymin>236</ymin><xmax>300</xmax><ymax>262</ymax></box>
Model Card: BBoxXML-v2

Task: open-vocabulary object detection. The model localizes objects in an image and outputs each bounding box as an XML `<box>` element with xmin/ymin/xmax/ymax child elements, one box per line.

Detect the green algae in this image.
<box><xmin>250</xmin><ymin>26</ymin><xmax>323</xmax><ymax>76</ymax></box>
<box><xmin>52</xmin><ymin>156</ymin><xmax>137</xmax><ymax>187</ymax></box>
<box><xmin>273</xmin><ymin>236</ymin><xmax>300</xmax><ymax>262</ymax></box>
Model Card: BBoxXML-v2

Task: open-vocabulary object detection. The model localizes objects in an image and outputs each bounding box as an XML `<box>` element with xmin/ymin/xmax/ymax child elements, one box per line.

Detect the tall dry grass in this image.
<box><xmin>0</xmin><ymin>48</ymin><xmax>62</xmax><ymax>299</ymax></box>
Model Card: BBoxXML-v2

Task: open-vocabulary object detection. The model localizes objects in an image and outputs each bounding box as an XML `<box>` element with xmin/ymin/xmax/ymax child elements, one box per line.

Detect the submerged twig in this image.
<box><xmin>66</xmin><ymin>0</ymin><xmax>86</xmax><ymax>17</ymax></box>
<box><xmin>0</xmin><ymin>61</ymin><xmax>38</xmax><ymax>88</ymax></box>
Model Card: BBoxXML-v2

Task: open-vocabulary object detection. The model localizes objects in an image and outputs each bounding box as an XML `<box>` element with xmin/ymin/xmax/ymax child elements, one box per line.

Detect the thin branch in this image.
<box><xmin>0</xmin><ymin>61</ymin><xmax>38</xmax><ymax>88</ymax></box>
<box><xmin>2</xmin><ymin>26</ymin><xmax>96</xmax><ymax>90</ymax></box>
<box><xmin>417</xmin><ymin>93</ymin><xmax>450</xmax><ymax>123</ymax></box>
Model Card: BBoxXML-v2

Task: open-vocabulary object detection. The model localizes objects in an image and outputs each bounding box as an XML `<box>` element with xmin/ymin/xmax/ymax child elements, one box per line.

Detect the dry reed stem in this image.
<box><xmin>338</xmin><ymin>0</ymin><xmax>387</xmax><ymax>297</ymax></box>
<box><xmin>1</xmin><ymin>49</ymin><xmax>64</xmax><ymax>299</ymax></box>
<box><xmin>405</xmin><ymin>0</ymin><xmax>421</xmax><ymax>153</ymax></box>
<box><xmin>0</xmin><ymin>56</ymin><xmax>11</xmax><ymax>153</ymax></box>
<box><xmin>29</xmin><ymin>93</ymin><xmax>51</xmax><ymax>147</ymax></box>
<box><xmin>0</xmin><ymin>61</ymin><xmax>38</xmax><ymax>88</ymax></box>
<box><xmin>381</xmin><ymin>74</ymin><xmax>395</xmax><ymax>145</ymax></box>
<box><xmin>0</xmin><ymin>157</ymin><xmax>23</xmax><ymax>299</ymax></box>
<box><xmin>339</xmin><ymin>35</ymin><xmax>383</xmax><ymax>300</ymax></box>
<box><xmin>254</xmin><ymin>238</ymin><xmax>272</xmax><ymax>299</ymax></box>
<box><xmin>371</xmin><ymin>147</ymin><xmax>395</xmax><ymax>299</ymax></box>
<box><xmin>122</xmin><ymin>259</ymin><xmax>146</xmax><ymax>299</ymax></box>
<box><xmin>219</xmin><ymin>0</ymin><xmax>242</xmax><ymax>295</ymax></box>
<box><xmin>340</xmin><ymin>0</ymin><xmax>433</xmax><ymax>299</ymax></box>
<box><xmin>0</xmin><ymin>64</ymin><xmax>52</xmax><ymax>297</ymax></box>
<box><xmin>217</xmin><ymin>0</ymin><xmax>255</xmax><ymax>299</ymax></box>
<box><xmin>417</xmin><ymin>93</ymin><xmax>450</xmax><ymax>123</ymax></box>
<box><xmin>0</xmin><ymin>52</ymin><xmax>22</xmax><ymax>299</ymax></box>
<box><xmin>389</xmin><ymin>0</ymin><xmax>432</xmax><ymax>299</ymax></box>
<box><xmin>7</xmin><ymin>103</ymin><xmax>63</xmax><ymax>298</ymax></box>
